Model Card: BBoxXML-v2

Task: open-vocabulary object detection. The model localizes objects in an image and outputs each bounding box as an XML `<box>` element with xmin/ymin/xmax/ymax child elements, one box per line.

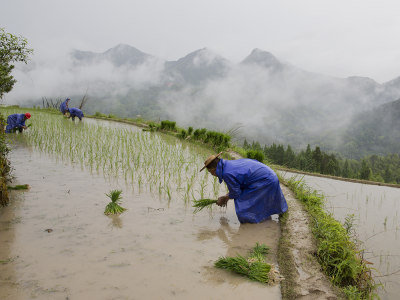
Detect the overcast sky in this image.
<box><xmin>1</xmin><ymin>0</ymin><xmax>400</xmax><ymax>83</ymax></box>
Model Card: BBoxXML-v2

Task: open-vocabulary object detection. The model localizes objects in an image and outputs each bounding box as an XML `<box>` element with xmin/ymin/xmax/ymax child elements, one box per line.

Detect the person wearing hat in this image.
<box><xmin>5</xmin><ymin>113</ymin><xmax>31</xmax><ymax>133</ymax></box>
<box><xmin>66</xmin><ymin>107</ymin><xmax>84</xmax><ymax>121</ymax></box>
<box><xmin>60</xmin><ymin>97</ymin><xmax>70</xmax><ymax>115</ymax></box>
<box><xmin>200</xmin><ymin>152</ymin><xmax>288</xmax><ymax>223</ymax></box>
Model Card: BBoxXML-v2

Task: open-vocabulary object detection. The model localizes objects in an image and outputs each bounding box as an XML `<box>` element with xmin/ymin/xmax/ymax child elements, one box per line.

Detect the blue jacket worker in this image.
<box><xmin>200</xmin><ymin>152</ymin><xmax>288</xmax><ymax>223</ymax></box>
<box><xmin>60</xmin><ymin>98</ymin><xmax>70</xmax><ymax>115</ymax></box>
<box><xmin>5</xmin><ymin>113</ymin><xmax>31</xmax><ymax>133</ymax></box>
<box><xmin>67</xmin><ymin>107</ymin><xmax>84</xmax><ymax>121</ymax></box>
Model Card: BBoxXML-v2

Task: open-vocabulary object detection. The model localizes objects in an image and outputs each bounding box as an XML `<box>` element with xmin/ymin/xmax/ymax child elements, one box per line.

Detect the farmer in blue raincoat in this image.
<box><xmin>200</xmin><ymin>152</ymin><xmax>288</xmax><ymax>223</ymax></box>
<box><xmin>60</xmin><ymin>97</ymin><xmax>70</xmax><ymax>115</ymax></box>
<box><xmin>5</xmin><ymin>113</ymin><xmax>31</xmax><ymax>133</ymax></box>
<box><xmin>67</xmin><ymin>107</ymin><xmax>84</xmax><ymax>121</ymax></box>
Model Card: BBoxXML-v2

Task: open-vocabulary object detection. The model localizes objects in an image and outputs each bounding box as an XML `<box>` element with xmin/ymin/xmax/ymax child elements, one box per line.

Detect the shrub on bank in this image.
<box><xmin>0</xmin><ymin>112</ymin><xmax>11</xmax><ymax>206</ymax></box>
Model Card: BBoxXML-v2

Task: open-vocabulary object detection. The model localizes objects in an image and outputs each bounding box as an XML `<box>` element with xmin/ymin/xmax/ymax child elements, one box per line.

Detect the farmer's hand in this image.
<box><xmin>217</xmin><ymin>195</ymin><xmax>230</xmax><ymax>207</ymax></box>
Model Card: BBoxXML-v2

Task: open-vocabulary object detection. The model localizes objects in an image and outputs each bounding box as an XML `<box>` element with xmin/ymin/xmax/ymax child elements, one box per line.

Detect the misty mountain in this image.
<box><xmin>72</xmin><ymin>44</ymin><xmax>154</xmax><ymax>67</ymax></box>
<box><xmin>241</xmin><ymin>48</ymin><xmax>286</xmax><ymax>73</ymax></box>
<box><xmin>164</xmin><ymin>48</ymin><xmax>232</xmax><ymax>85</ymax></box>
<box><xmin>337</xmin><ymin>98</ymin><xmax>400</xmax><ymax>159</ymax></box>
<box><xmin>10</xmin><ymin>44</ymin><xmax>400</xmax><ymax>158</ymax></box>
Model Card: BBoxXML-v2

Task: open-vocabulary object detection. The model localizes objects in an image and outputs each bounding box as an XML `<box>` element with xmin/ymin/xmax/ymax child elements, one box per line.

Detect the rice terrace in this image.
<box><xmin>2</xmin><ymin>105</ymin><xmax>394</xmax><ymax>300</ymax></box>
<box><xmin>3</xmin><ymin>4</ymin><xmax>400</xmax><ymax>299</ymax></box>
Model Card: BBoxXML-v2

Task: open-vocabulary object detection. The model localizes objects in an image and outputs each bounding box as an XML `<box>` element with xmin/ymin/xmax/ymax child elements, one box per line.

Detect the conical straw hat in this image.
<box><xmin>200</xmin><ymin>152</ymin><xmax>223</xmax><ymax>172</ymax></box>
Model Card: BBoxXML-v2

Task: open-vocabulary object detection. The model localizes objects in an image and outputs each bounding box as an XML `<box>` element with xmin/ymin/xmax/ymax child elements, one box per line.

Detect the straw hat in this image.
<box><xmin>200</xmin><ymin>152</ymin><xmax>223</xmax><ymax>172</ymax></box>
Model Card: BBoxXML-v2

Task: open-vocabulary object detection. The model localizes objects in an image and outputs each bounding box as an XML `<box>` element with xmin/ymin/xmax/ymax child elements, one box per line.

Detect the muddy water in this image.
<box><xmin>0</xmin><ymin>127</ymin><xmax>281</xmax><ymax>299</ymax></box>
<box><xmin>280</xmin><ymin>171</ymin><xmax>400</xmax><ymax>300</ymax></box>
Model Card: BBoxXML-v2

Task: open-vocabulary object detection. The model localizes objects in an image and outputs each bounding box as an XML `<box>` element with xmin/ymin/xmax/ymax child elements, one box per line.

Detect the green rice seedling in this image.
<box><xmin>104</xmin><ymin>189</ymin><xmax>127</xmax><ymax>215</ymax></box>
<box><xmin>7</xmin><ymin>184</ymin><xmax>29</xmax><ymax>190</ymax></box>
<box><xmin>215</xmin><ymin>243</ymin><xmax>272</xmax><ymax>284</ymax></box>
<box><xmin>192</xmin><ymin>198</ymin><xmax>218</xmax><ymax>213</ymax></box>
<box><xmin>215</xmin><ymin>255</ymin><xmax>249</xmax><ymax>276</ymax></box>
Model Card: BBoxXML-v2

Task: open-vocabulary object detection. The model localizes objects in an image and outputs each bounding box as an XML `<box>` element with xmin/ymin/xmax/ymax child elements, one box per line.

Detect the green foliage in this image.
<box><xmin>0</xmin><ymin>112</ymin><xmax>10</xmax><ymax>206</ymax></box>
<box><xmin>193</xmin><ymin>128</ymin><xmax>207</xmax><ymax>140</ymax></box>
<box><xmin>359</xmin><ymin>160</ymin><xmax>371</xmax><ymax>180</ymax></box>
<box><xmin>246</xmin><ymin>149</ymin><xmax>265</xmax><ymax>162</ymax></box>
<box><xmin>94</xmin><ymin>111</ymin><xmax>107</xmax><ymax>118</ymax></box>
<box><xmin>179</xmin><ymin>128</ymin><xmax>187</xmax><ymax>139</ymax></box>
<box><xmin>0</xmin><ymin>27</ymin><xmax>33</xmax><ymax>99</ymax></box>
<box><xmin>215</xmin><ymin>243</ymin><xmax>272</xmax><ymax>284</ymax></box>
<box><xmin>147</xmin><ymin>122</ymin><xmax>160</xmax><ymax>132</ymax></box>
<box><xmin>160</xmin><ymin>120</ymin><xmax>176</xmax><ymax>131</ymax></box>
<box><xmin>246</xmin><ymin>140</ymin><xmax>400</xmax><ymax>185</ymax></box>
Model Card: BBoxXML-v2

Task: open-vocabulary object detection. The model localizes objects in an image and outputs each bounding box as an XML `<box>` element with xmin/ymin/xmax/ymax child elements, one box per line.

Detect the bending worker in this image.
<box><xmin>60</xmin><ymin>97</ymin><xmax>70</xmax><ymax>115</ymax></box>
<box><xmin>67</xmin><ymin>107</ymin><xmax>84</xmax><ymax>121</ymax></box>
<box><xmin>5</xmin><ymin>113</ymin><xmax>31</xmax><ymax>133</ymax></box>
<box><xmin>200</xmin><ymin>152</ymin><xmax>288</xmax><ymax>223</ymax></box>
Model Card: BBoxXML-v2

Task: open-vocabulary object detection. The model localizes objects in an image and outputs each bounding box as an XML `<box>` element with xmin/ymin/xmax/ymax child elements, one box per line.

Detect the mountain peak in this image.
<box><xmin>164</xmin><ymin>48</ymin><xmax>231</xmax><ymax>85</ymax></box>
<box><xmin>71</xmin><ymin>44</ymin><xmax>154</xmax><ymax>67</ymax></box>
<box><xmin>241</xmin><ymin>48</ymin><xmax>283</xmax><ymax>71</ymax></box>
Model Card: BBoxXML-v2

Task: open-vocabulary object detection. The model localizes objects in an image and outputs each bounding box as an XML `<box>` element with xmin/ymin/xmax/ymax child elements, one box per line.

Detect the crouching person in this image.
<box><xmin>5</xmin><ymin>113</ymin><xmax>31</xmax><ymax>133</ymax></box>
<box><xmin>200</xmin><ymin>152</ymin><xmax>288</xmax><ymax>223</ymax></box>
<box><xmin>67</xmin><ymin>108</ymin><xmax>84</xmax><ymax>121</ymax></box>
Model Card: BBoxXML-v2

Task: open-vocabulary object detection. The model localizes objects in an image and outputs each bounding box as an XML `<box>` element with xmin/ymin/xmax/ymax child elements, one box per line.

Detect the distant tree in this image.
<box><xmin>243</xmin><ymin>138</ymin><xmax>250</xmax><ymax>149</ymax></box>
<box><xmin>0</xmin><ymin>28</ymin><xmax>33</xmax><ymax>99</ymax></box>
<box><xmin>284</xmin><ymin>145</ymin><xmax>296</xmax><ymax>168</ymax></box>
<box><xmin>303</xmin><ymin>144</ymin><xmax>313</xmax><ymax>172</ymax></box>
<box><xmin>342</xmin><ymin>160</ymin><xmax>350</xmax><ymax>178</ymax></box>
<box><xmin>383</xmin><ymin>165</ymin><xmax>393</xmax><ymax>183</ymax></box>
<box><xmin>359</xmin><ymin>160</ymin><xmax>371</xmax><ymax>180</ymax></box>
<box><xmin>251</xmin><ymin>141</ymin><xmax>262</xmax><ymax>151</ymax></box>
<box><xmin>312</xmin><ymin>146</ymin><xmax>322</xmax><ymax>173</ymax></box>
<box><xmin>276</xmin><ymin>144</ymin><xmax>285</xmax><ymax>165</ymax></box>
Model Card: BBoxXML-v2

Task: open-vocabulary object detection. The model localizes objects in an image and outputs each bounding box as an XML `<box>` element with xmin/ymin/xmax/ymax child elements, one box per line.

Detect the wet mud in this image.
<box><xmin>0</xmin><ymin>137</ymin><xmax>281</xmax><ymax>299</ymax></box>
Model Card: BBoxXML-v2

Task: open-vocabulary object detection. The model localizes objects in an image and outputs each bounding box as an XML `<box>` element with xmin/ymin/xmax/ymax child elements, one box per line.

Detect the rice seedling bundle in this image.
<box><xmin>104</xmin><ymin>189</ymin><xmax>127</xmax><ymax>215</ymax></box>
<box><xmin>7</xmin><ymin>184</ymin><xmax>29</xmax><ymax>190</ymax></box>
<box><xmin>215</xmin><ymin>243</ymin><xmax>271</xmax><ymax>284</ymax></box>
<box><xmin>192</xmin><ymin>198</ymin><xmax>217</xmax><ymax>213</ymax></box>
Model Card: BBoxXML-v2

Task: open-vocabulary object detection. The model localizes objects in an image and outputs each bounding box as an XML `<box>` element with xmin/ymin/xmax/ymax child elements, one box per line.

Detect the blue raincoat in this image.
<box><xmin>60</xmin><ymin>98</ymin><xmax>70</xmax><ymax>114</ymax></box>
<box><xmin>5</xmin><ymin>114</ymin><xmax>27</xmax><ymax>133</ymax></box>
<box><xmin>216</xmin><ymin>158</ymin><xmax>288</xmax><ymax>223</ymax></box>
<box><xmin>69</xmin><ymin>107</ymin><xmax>84</xmax><ymax>120</ymax></box>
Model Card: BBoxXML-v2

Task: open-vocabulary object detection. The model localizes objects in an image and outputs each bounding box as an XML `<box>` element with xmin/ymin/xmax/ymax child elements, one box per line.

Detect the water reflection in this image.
<box><xmin>107</xmin><ymin>215</ymin><xmax>123</xmax><ymax>229</ymax></box>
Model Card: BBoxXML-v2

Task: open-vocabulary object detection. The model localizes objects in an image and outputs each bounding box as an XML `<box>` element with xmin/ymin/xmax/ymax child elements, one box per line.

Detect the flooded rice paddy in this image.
<box><xmin>280</xmin><ymin>171</ymin><xmax>400</xmax><ymax>300</ymax></box>
<box><xmin>0</xmin><ymin>111</ymin><xmax>281</xmax><ymax>300</ymax></box>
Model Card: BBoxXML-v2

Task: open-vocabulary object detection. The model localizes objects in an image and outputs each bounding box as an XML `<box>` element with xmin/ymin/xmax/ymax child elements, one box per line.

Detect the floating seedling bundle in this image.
<box><xmin>192</xmin><ymin>198</ymin><xmax>217</xmax><ymax>213</ymax></box>
<box><xmin>7</xmin><ymin>184</ymin><xmax>30</xmax><ymax>190</ymax></box>
<box><xmin>104</xmin><ymin>189</ymin><xmax>127</xmax><ymax>215</ymax></box>
<box><xmin>215</xmin><ymin>243</ymin><xmax>272</xmax><ymax>284</ymax></box>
